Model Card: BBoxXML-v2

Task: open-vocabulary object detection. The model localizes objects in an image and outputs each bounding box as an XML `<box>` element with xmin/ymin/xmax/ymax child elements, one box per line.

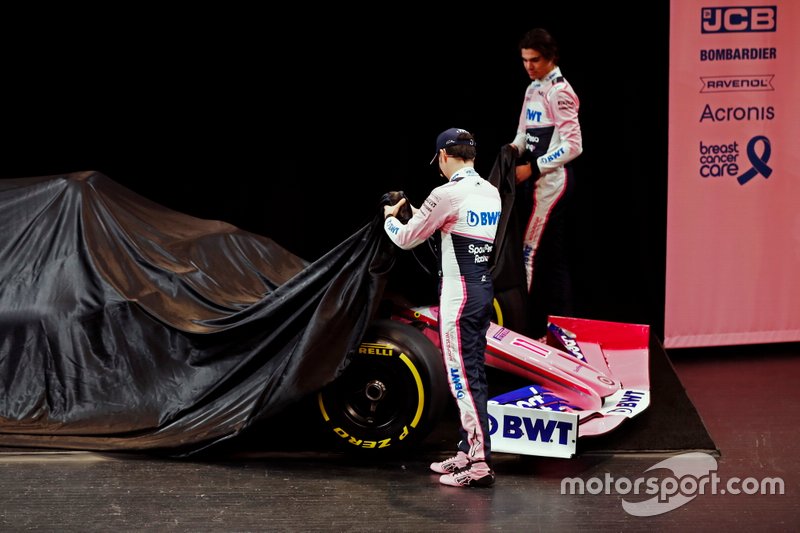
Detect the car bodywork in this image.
<box><xmin>387</xmin><ymin>305</ymin><xmax>649</xmax><ymax>458</ymax></box>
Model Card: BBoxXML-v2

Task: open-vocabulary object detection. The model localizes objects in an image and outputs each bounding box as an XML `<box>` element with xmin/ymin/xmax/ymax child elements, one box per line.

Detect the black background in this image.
<box><xmin>2</xmin><ymin>5</ymin><xmax>669</xmax><ymax>338</ymax></box>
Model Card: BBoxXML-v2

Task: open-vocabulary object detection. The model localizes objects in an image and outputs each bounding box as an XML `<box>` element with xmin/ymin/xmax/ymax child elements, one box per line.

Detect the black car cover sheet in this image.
<box><xmin>0</xmin><ymin>172</ymin><xmax>394</xmax><ymax>454</ymax></box>
<box><xmin>487</xmin><ymin>143</ymin><xmax>523</xmax><ymax>291</ymax></box>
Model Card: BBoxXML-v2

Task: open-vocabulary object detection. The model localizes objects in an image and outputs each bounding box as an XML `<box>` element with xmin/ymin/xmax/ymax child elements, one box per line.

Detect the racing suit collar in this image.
<box><xmin>541</xmin><ymin>66</ymin><xmax>562</xmax><ymax>83</ymax></box>
<box><xmin>450</xmin><ymin>166</ymin><xmax>479</xmax><ymax>182</ymax></box>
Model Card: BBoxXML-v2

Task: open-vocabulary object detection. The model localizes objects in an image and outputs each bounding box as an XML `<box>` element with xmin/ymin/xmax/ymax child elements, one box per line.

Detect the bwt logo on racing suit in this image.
<box><xmin>466</xmin><ymin>210</ymin><xmax>500</xmax><ymax>227</ymax></box>
<box><xmin>540</xmin><ymin>147</ymin><xmax>565</xmax><ymax>164</ymax></box>
<box><xmin>450</xmin><ymin>367</ymin><xmax>465</xmax><ymax>399</ymax></box>
<box><xmin>526</xmin><ymin>109</ymin><xmax>542</xmax><ymax>122</ymax></box>
<box><xmin>701</xmin><ymin>6</ymin><xmax>776</xmax><ymax>33</ymax></box>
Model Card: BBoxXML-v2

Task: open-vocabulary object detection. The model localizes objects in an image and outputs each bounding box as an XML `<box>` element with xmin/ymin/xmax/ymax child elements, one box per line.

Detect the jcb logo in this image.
<box><xmin>701</xmin><ymin>6</ymin><xmax>776</xmax><ymax>33</ymax></box>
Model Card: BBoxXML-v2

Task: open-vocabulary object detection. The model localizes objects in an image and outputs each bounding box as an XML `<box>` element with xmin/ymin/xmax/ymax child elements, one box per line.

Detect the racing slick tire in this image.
<box><xmin>317</xmin><ymin>318</ymin><xmax>449</xmax><ymax>456</ymax></box>
<box><xmin>491</xmin><ymin>286</ymin><xmax>527</xmax><ymax>333</ymax></box>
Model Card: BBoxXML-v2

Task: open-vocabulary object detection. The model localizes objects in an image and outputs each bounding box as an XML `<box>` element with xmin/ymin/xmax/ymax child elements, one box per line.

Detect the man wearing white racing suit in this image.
<box><xmin>383</xmin><ymin>128</ymin><xmax>501</xmax><ymax>488</ymax></box>
<box><xmin>510</xmin><ymin>28</ymin><xmax>583</xmax><ymax>339</ymax></box>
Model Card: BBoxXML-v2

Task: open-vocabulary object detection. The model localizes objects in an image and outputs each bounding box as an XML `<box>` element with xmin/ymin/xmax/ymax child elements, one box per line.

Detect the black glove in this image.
<box><xmin>515</xmin><ymin>148</ymin><xmax>532</xmax><ymax>166</ymax></box>
<box><xmin>514</xmin><ymin>150</ymin><xmax>541</xmax><ymax>182</ymax></box>
<box><xmin>379</xmin><ymin>191</ymin><xmax>413</xmax><ymax>223</ymax></box>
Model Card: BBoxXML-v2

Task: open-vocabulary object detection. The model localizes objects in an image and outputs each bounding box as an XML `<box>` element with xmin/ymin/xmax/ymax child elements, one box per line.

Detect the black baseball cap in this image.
<box><xmin>430</xmin><ymin>128</ymin><xmax>476</xmax><ymax>164</ymax></box>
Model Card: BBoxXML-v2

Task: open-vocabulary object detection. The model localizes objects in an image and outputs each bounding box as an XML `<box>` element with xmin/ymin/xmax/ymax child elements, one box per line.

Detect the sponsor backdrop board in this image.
<box><xmin>665</xmin><ymin>0</ymin><xmax>800</xmax><ymax>347</ymax></box>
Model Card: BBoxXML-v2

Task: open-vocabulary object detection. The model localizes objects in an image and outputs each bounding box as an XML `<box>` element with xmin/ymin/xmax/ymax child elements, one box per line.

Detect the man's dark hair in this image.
<box><xmin>445</xmin><ymin>131</ymin><xmax>477</xmax><ymax>161</ymax></box>
<box><xmin>519</xmin><ymin>27</ymin><xmax>559</xmax><ymax>63</ymax></box>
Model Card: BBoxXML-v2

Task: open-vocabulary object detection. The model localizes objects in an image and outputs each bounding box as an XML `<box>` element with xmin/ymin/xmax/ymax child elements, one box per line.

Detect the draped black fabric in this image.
<box><xmin>0</xmin><ymin>172</ymin><xmax>394</xmax><ymax>454</ymax></box>
<box><xmin>487</xmin><ymin>144</ymin><xmax>526</xmax><ymax>294</ymax></box>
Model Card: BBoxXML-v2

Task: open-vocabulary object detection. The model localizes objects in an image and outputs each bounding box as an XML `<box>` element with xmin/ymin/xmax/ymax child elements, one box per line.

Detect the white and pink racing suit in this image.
<box><xmin>512</xmin><ymin>66</ymin><xmax>583</xmax><ymax>337</ymax></box>
<box><xmin>384</xmin><ymin>167</ymin><xmax>501</xmax><ymax>464</ymax></box>
<box><xmin>512</xmin><ymin>65</ymin><xmax>582</xmax><ymax>291</ymax></box>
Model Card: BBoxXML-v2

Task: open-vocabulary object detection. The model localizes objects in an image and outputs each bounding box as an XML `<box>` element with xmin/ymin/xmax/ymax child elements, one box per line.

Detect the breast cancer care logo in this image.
<box><xmin>698</xmin><ymin>135</ymin><xmax>772</xmax><ymax>185</ymax></box>
<box><xmin>737</xmin><ymin>135</ymin><xmax>772</xmax><ymax>185</ymax></box>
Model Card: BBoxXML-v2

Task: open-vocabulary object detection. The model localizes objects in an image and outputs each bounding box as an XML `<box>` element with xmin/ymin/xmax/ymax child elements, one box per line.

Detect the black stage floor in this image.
<box><xmin>1</xmin><ymin>340</ymin><xmax>797</xmax><ymax>531</ymax></box>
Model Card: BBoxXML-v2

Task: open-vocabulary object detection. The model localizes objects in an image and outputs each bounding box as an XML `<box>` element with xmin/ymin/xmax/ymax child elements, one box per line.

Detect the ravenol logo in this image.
<box><xmin>701</xmin><ymin>6</ymin><xmax>776</xmax><ymax>33</ymax></box>
<box><xmin>467</xmin><ymin>210</ymin><xmax>501</xmax><ymax>227</ymax></box>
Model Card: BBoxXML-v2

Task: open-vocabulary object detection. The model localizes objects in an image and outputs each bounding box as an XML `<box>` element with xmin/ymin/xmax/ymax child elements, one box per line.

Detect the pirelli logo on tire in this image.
<box><xmin>358</xmin><ymin>343</ymin><xmax>394</xmax><ymax>356</ymax></box>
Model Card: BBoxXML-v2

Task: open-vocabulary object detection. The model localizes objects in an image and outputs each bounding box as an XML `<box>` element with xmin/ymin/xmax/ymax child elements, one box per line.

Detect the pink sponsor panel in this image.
<box><xmin>665</xmin><ymin>0</ymin><xmax>800</xmax><ymax>347</ymax></box>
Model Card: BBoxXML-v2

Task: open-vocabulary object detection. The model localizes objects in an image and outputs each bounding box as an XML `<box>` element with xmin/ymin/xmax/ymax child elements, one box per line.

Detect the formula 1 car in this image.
<box><xmin>317</xmin><ymin>297</ymin><xmax>651</xmax><ymax>459</ymax></box>
<box><xmin>0</xmin><ymin>172</ymin><xmax>649</xmax><ymax>459</ymax></box>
